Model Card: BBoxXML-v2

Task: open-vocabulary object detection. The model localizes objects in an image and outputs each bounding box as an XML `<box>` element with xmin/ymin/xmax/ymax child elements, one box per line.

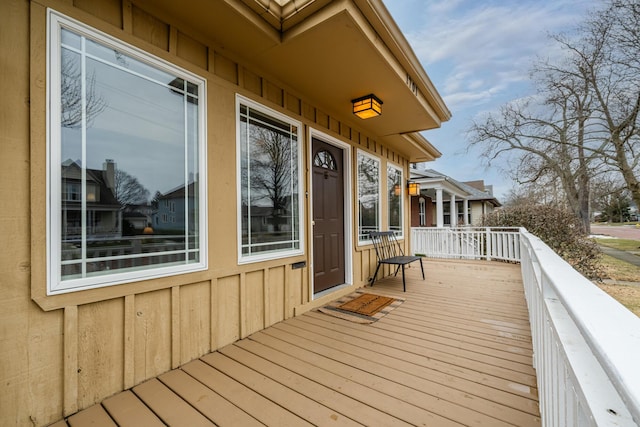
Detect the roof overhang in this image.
<box><xmin>411</xmin><ymin>174</ymin><xmax>471</xmax><ymax>199</ymax></box>
<box><xmin>133</xmin><ymin>0</ymin><xmax>450</xmax><ymax>162</ymax></box>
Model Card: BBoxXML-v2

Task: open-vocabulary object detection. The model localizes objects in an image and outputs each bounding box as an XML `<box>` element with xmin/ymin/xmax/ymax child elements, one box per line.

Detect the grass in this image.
<box><xmin>594</xmin><ymin>240</ymin><xmax>640</xmax><ymax>317</ymax></box>
<box><xmin>596</xmin><ymin>282</ymin><xmax>640</xmax><ymax>317</ymax></box>
<box><xmin>599</xmin><ymin>253</ymin><xmax>640</xmax><ymax>282</ymax></box>
<box><xmin>595</xmin><ymin>237</ymin><xmax>640</xmax><ymax>252</ymax></box>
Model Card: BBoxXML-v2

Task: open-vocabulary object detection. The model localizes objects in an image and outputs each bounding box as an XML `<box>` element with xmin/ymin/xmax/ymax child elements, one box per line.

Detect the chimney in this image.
<box><xmin>104</xmin><ymin>159</ymin><xmax>116</xmax><ymax>190</ymax></box>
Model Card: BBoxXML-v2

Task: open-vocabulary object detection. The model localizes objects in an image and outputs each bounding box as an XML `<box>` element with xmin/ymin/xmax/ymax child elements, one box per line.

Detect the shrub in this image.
<box><xmin>483</xmin><ymin>204</ymin><xmax>603</xmax><ymax>280</ymax></box>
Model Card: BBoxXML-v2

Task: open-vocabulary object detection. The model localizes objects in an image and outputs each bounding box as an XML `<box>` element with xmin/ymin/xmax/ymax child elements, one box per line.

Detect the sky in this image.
<box><xmin>384</xmin><ymin>0</ymin><xmax>598</xmax><ymax>200</ymax></box>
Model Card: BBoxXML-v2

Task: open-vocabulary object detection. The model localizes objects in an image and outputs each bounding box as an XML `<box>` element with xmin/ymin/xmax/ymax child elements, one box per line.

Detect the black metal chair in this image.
<box><xmin>369</xmin><ymin>231</ymin><xmax>425</xmax><ymax>292</ymax></box>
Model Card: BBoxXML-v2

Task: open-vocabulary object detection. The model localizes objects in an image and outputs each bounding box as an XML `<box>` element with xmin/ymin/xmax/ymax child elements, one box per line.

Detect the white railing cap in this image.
<box><xmin>523</xmin><ymin>229</ymin><xmax>640</xmax><ymax>423</ymax></box>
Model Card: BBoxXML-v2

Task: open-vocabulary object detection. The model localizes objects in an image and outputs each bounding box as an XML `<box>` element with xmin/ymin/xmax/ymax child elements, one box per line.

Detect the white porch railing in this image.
<box><xmin>411</xmin><ymin>227</ymin><xmax>521</xmax><ymax>262</ymax></box>
<box><xmin>410</xmin><ymin>226</ymin><xmax>640</xmax><ymax>426</ymax></box>
<box><xmin>520</xmin><ymin>229</ymin><xmax>640</xmax><ymax>426</ymax></box>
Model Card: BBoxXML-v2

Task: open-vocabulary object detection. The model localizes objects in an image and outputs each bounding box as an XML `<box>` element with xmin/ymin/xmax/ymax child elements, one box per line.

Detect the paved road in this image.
<box><xmin>591</xmin><ymin>224</ymin><xmax>640</xmax><ymax>241</ymax></box>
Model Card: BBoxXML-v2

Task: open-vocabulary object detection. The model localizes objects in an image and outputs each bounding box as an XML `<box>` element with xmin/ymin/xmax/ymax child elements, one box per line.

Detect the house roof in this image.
<box><xmin>134</xmin><ymin>0</ymin><xmax>450</xmax><ymax>162</ymax></box>
<box><xmin>61</xmin><ymin>160</ymin><xmax>121</xmax><ymax>208</ymax></box>
<box><xmin>411</xmin><ymin>169</ymin><xmax>502</xmax><ymax>207</ymax></box>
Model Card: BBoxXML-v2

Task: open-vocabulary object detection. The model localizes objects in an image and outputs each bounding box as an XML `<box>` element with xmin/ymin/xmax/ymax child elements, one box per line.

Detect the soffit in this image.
<box><xmin>413</xmin><ymin>177</ymin><xmax>471</xmax><ymax>199</ymax></box>
<box><xmin>133</xmin><ymin>0</ymin><xmax>448</xmax><ymax>161</ymax></box>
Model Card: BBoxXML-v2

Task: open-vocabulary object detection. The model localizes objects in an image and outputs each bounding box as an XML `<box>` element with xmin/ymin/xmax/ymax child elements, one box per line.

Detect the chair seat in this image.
<box><xmin>379</xmin><ymin>256</ymin><xmax>422</xmax><ymax>265</ymax></box>
<box><xmin>368</xmin><ymin>231</ymin><xmax>425</xmax><ymax>292</ymax></box>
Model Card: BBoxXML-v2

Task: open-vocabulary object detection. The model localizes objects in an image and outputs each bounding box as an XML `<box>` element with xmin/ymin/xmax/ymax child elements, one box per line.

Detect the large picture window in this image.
<box><xmin>357</xmin><ymin>151</ymin><xmax>380</xmax><ymax>243</ymax></box>
<box><xmin>237</xmin><ymin>97</ymin><xmax>303</xmax><ymax>262</ymax></box>
<box><xmin>387</xmin><ymin>164</ymin><xmax>403</xmax><ymax>237</ymax></box>
<box><xmin>47</xmin><ymin>11</ymin><xmax>207</xmax><ymax>294</ymax></box>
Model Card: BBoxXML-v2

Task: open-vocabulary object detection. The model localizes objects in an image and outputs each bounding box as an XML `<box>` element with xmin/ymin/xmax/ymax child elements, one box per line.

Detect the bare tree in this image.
<box><xmin>61</xmin><ymin>50</ymin><xmax>106</xmax><ymax>128</ymax></box>
<box><xmin>551</xmin><ymin>0</ymin><xmax>640</xmax><ymax>208</ymax></box>
<box><xmin>468</xmin><ymin>89</ymin><xmax>600</xmax><ymax>233</ymax></box>
<box><xmin>249</xmin><ymin>127</ymin><xmax>295</xmax><ymax>231</ymax></box>
<box><xmin>469</xmin><ymin>0</ymin><xmax>640</xmax><ymax>232</ymax></box>
<box><xmin>114</xmin><ymin>168</ymin><xmax>150</xmax><ymax>207</ymax></box>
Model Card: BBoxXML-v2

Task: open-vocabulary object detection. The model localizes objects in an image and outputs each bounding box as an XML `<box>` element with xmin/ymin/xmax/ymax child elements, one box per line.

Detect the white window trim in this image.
<box><xmin>236</xmin><ymin>94</ymin><xmax>304</xmax><ymax>264</ymax></box>
<box><xmin>308</xmin><ymin>128</ymin><xmax>354</xmax><ymax>299</ymax></box>
<box><xmin>46</xmin><ymin>10</ymin><xmax>208</xmax><ymax>295</ymax></box>
<box><xmin>356</xmin><ymin>149</ymin><xmax>382</xmax><ymax>245</ymax></box>
<box><xmin>387</xmin><ymin>162</ymin><xmax>404</xmax><ymax>239</ymax></box>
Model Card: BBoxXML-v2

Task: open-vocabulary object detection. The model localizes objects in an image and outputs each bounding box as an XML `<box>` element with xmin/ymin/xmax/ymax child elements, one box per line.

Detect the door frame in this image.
<box><xmin>308</xmin><ymin>128</ymin><xmax>353</xmax><ymax>299</ymax></box>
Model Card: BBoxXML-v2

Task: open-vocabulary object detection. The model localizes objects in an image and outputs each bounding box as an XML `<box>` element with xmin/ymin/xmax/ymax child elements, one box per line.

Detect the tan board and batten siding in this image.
<box><xmin>0</xmin><ymin>0</ymin><xmax>431</xmax><ymax>425</ymax></box>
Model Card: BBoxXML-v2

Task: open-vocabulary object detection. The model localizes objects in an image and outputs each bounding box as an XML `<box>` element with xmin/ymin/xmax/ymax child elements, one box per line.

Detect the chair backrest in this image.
<box><xmin>369</xmin><ymin>231</ymin><xmax>404</xmax><ymax>261</ymax></box>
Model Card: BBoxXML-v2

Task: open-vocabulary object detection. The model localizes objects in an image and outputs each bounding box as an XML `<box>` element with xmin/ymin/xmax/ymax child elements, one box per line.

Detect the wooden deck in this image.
<box><xmin>53</xmin><ymin>259</ymin><xmax>540</xmax><ymax>426</ymax></box>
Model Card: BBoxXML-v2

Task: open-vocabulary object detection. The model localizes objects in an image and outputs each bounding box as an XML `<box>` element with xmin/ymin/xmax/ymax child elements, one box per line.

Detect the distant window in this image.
<box><xmin>47</xmin><ymin>11</ymin><xmax>207</xmax><ymax>295</ymax></box>
<box><xmin>237</xmin><ymin>96</ymin><xmax>303</xmax><ymax>262</ymax></box>
<box><xmin>418</xmin><ymin>198</ymin><xmax>426</xmax><ymax>226</ymax></box>
<box><xmin>387</xmin><ymin>164</ymin><xmax>403</xmax><ymax>238</ymax></box>
<box><xmin>357</xmin><ymin>150</ymin><xmax>380</xmax><ymax>243</ymax></box>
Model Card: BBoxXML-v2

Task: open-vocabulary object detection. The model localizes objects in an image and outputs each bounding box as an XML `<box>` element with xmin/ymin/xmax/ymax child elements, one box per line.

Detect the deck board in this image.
<box><xmin>157</xmin><ymin>369</ymin><xmax>264</xmax><ymax>427</ymax></box>
<box><xmin>101</xmin><ymin>390</ymin><xmax>164</xmax><ymax>427</ymax></box>
<box><xmin>53</xmin><ymin>259</ymin><xmax>541</xmax><ymax>426</ymax></box>
<box><xmin>132</xmin><ymin>378</ymin><xmax>214</xmax><ymax>427</ymax></box>
<box><xmin>66</xmin><ymin>404</ymin><xmax>117</xmax><ymax>427</ymax></box>
<box><xmin>251</xmin><ymin>322</ymin><xmax>537</xmax><ymax>426</ymax></box>
<box><xmin>202</xmin><ymin>351</ymin><xmax>362</xmax><ymax>426</ymax></box>
<box><xmin>221</xmin><ymin>342</ymin><xmax>408</xmax><ymax>426</ymax></box>
<box><xmin>243</xmin><ymin>331</ymin><xmax>462</xmax><ymax>427</ymax></box>
<box><xmin>183</xmin><ymin>358</ymin><xmax>312</xmax><ymax>426</ymax></box>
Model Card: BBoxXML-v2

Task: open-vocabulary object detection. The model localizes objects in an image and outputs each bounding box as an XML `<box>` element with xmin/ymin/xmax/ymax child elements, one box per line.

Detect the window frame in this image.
<box><xmin>387</xmin><ymin>163</ymin><xmax>404</xmax><ymax>239</ymax></box>
<box><xmin>46</xmin><ymin>10</ymin><xmax>208</xmax><ymax>295</ymax></box>
<box><xmin>356</xmin><ymin>149</ymin><xmax>381</xmax><ymax>245</ymax></box>
<box><xmin>235</xmin><ymin>94</ymin><xmax>304</xmax><ymax>264</ymax></box>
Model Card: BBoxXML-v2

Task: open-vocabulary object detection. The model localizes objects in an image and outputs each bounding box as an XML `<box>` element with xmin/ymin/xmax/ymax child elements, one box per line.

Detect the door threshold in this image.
<box><xmin>313</xmin><ymin>282</ymin><xmax>352</xmax><ymax>300</ymax></box>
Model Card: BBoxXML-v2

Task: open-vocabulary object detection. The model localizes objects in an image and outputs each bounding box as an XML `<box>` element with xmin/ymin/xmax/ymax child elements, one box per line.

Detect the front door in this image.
<box><xmin>312</xmin><ymin>138</ymin><xmax>345</xmax><ymax>293</ymax></box>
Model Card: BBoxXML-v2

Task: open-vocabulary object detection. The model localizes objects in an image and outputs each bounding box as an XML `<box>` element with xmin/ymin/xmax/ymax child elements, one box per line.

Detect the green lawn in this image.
<box><xmin>594</xmin><ymin>237</ymin><xmax>640</xmax><ymax>252</ymax></box>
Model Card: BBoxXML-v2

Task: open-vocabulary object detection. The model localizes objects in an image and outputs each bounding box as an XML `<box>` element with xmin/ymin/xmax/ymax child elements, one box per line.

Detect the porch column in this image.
<box><xmin>450</xmin><ymin>194</ymin><xmax>457</xmax><ymax>227</ymax></box>
<box><xmin>436</xmin><ymin>188</ymin><xmax>444</xmax><ymax>227</ymax></box>
<box><xmin>463</xmin><ymin>198</ymin><xmax>469</xmax><ymax>226</ymax></box>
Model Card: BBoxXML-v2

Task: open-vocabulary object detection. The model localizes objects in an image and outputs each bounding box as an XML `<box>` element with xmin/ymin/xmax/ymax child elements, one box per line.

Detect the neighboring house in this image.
<box><xmin>0</xmin><ymin>1</ymin><xmax>451</xmax><ymax>425</ymax></box>
<box><xmin>461</xmin><ymin>179</ymin><xmax>502</xmax><ymax>224</ymax></box>
<box><xmin>152</xmin><ymin>182</ymin><xmax>198</xmax><ymax>233</ymax></box>
<box><xmin>61</xmin><ymin>159</ymin><xmax>122</xmax><ymax>239</ymax></box>
<box><xmin>410</xmin><ymin>169</ymin><xmax>501</xmax><ymax>227</ymax></box>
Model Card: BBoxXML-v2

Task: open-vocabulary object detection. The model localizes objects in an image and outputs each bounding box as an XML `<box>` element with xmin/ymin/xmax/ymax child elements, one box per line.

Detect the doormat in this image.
<box><xmin>317</xmin><ymin>290</ymin><xmax>404</xmax><ymax>324</ymax></box>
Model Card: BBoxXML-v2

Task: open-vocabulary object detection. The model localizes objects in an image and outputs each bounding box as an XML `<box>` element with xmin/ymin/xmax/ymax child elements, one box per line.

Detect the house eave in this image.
<box><xmin>133</xmin><ymin>0</ymin><xmax>449</xmax><ymax>161</ymax></box>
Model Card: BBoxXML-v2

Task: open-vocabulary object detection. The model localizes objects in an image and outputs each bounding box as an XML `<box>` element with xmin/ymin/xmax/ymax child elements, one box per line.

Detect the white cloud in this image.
<box><xmin>398</xmin><ymin>0</ymin><xmax>595</xmax><ymax>108</ymax></box>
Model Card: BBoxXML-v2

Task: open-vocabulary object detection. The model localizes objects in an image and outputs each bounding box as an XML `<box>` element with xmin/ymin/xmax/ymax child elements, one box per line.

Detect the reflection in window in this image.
<box><xmin>313</xmin><ymin>150</ymin><xmax>337</xmax><ymax>170</ymax></box>
<box><xmin>357</xmin><ymin>151</ymin><xmax>380</xmax><ymax>242</ymax></box>
<box><xmin>388</xmin><ymin>164</ymin><xmax>403</xmax><ymax>237</ymax></box>
<box><xmin>238</xmin><ymin>98</ymin><xmax>302</xmax><ymax>261</ymax></box>
<box><xmin>48</xmin><ymin>11</ymin><xmax>207</xmax><ymax>294</ymax></box>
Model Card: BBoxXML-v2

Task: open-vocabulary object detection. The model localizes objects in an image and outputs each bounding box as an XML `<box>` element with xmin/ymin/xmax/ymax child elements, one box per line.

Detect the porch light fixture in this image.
<box><xmin>352</xmin><ymin>94</ymin><xmax>383</xmax><ymax>119</ymax></box>
<box><xmin>407</xmin><ymin>181</ymin><xmax>420</xmax><ymax>196</ymax></box>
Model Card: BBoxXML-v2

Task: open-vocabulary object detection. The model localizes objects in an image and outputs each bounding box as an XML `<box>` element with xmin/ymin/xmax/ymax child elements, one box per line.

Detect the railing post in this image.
<box><xmin>485</xmin><ymin>227</ymin><xmax>492</xmax><ymax>261</ymax></box>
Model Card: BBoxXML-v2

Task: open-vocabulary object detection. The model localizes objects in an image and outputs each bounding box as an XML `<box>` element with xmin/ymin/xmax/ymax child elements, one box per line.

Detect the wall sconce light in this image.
<box><xmin>407</xmin><ymin>181</ymin><xmax>420</xmax><ymax>196</ymax></box>
<box><xmin>352</xmin><ymin>94</ymin><xmax>383</xmax><ymax>119</ymax></box>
